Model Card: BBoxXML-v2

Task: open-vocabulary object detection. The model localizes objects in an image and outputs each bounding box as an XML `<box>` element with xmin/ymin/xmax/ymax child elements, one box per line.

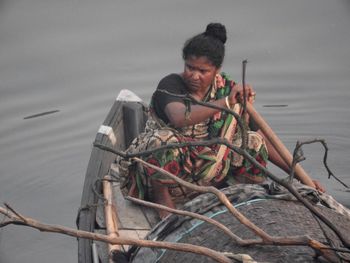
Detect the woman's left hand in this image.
<box><xmin>313</xmin><ymin>179</ymin><xmax>326</xmax><ymax>193</ymax></box>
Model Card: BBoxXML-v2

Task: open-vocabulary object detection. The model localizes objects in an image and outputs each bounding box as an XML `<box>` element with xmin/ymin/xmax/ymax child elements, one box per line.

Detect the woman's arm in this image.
<box><xmin>164</xmin><ymin>82</ymin><xmax>254</xmax><ymax>128</ymax></box>
<box><xmin>164</xmin><ymin>99</ymin><xmax>226</xmax><ymax>128</ymax></box>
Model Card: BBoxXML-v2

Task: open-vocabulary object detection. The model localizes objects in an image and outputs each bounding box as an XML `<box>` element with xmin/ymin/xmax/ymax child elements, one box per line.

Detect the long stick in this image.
<box><xmin>103</xmin><ymin>175</ymin><xmax>121</xmax><ymax>261</ymax></box>
<box><xmin>0</xmin><ymin>207</ymin><xmax>232</xmax><ymax>263</ymax></box>
<box><xmin>246</xmin><ymin>103</ymin><xmax>316</xmax><ymax>188</ymax></box>
<box><xmin>126</xmin><ymin>196</ymin><xmax>250</xmax><ymax>245</ymax></box>
<box><xmin>133</xmin><ymin>157</ymin><xmax>273</xmax><ymax>242</ymax></box>
<box><xmin>132</xmin><ymin>158</ymin><xmax>343</xmax><ymax>262</ymax></box>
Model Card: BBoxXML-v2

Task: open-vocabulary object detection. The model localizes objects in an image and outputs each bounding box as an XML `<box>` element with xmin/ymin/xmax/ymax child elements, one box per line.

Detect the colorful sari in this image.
<box><xmin>119</xmin><ymin>73</ymin><xmax>268</xmax><ymax>204</ymax></box>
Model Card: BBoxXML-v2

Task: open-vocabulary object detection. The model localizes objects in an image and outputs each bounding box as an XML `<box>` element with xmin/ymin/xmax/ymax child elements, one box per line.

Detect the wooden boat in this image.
<box><xmin>77</xmin><ymin>90</ymin><xmax>154</xmax><ymax>263</ymax></box>
<box><xmin>77</xmin><ymin>90</ymin><xmax>350</xmax><ymax>263</ymax></box>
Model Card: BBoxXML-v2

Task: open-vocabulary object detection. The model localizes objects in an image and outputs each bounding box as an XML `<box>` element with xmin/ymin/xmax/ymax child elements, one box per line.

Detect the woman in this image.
<box><xmin>121</xmin><ymin>23</ymin><xmax>324</xmax><ymax>218</ymax></box>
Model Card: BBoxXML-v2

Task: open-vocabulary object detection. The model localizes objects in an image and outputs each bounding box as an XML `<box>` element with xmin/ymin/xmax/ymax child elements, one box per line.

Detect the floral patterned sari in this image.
<box><xmin>120</xmin><ymin>73</ymin><xmax>268</xmax><ymax>204</ymax></box>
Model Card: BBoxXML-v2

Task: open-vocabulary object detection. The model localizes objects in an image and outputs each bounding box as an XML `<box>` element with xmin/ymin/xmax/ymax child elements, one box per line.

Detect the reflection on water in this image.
<box><xmin>0</xmin><ymin>1</ymin><xmax>349</xmax><ymax>262</ymax></box>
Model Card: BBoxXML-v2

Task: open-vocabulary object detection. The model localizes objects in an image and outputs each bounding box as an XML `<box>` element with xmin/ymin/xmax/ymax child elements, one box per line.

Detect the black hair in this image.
<box><xmin>182</xmin><ymin>23</ymin><xmax>227</xmax><ymax>68</ymax></box>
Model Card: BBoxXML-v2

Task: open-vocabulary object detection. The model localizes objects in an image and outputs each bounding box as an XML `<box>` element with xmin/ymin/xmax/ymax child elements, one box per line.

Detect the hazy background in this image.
<box><xmin>0</xmin><ymin>1</ymin><xmax>349</xmax><ymax>262</ymax></box>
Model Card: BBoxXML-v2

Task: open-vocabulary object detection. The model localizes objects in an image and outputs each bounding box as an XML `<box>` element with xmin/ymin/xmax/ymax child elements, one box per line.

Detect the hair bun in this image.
<box><xmin>205</xmin><ymin>23</ymin><xmax>227</xmax><ymax>44</ymax></box>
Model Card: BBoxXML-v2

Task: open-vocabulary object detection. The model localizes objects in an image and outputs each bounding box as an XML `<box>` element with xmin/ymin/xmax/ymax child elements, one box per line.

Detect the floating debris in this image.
<box><xmin>262</xmin><ymin>105</ymin><xmax>288</xmax><ymax>107</ymax></box>
<box><xmin>23</xmin><ymin>110</ymin><xmax>60</xmax><ymax>120</ymax></box>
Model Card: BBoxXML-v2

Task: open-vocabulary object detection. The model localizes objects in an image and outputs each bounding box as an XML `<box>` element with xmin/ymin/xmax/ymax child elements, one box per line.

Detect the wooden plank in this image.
<box><xmin>96</xmin><ymin>198</ymin><xmax>106</xmax><ymax>228</ymax></box>
<box><xmin>103</xmin><ymin>175</ymin><xmax>122</xmax><ymax>258</ymax></box>
<box><xmin>119</xmin><ymin>229</ymin><xmax>139</xmax><ymax>251</ymax></box>
<box><xmin>96</xmin><ymin>167</ymin><xmax>153</xmax><ymax>230</ymax></box>
<box><xmin>135</xmin><ymin>229</ymin><xmax>149</xmax><ymax>240</ymax></box>
<box><xmin>94</xmin><ymin>229</ymin><xmax>149</xmax><ymax>258</ymax></box>
<box><xmin>140</xmin><ymin>206</ymin><xmax>161</xmax><ymax>228</ymax></box>
<box><xmin>118</xmin><ymin>229</ymin><xmax>149</xmax><ymax>252</ymax></box>
<box><xmin>94</xmin><ymin>229</ymin><xmax>109</xmax><ymax>263</ymax></box>
<box><xmin>112</xmin><ymin>183</ymin><xmax>151</xmax><ymax>230</ymax></box>
<box><xmin>109</xmin><ymin>163</ymin><xmax>120</xmax><ymax>179</ymax></box>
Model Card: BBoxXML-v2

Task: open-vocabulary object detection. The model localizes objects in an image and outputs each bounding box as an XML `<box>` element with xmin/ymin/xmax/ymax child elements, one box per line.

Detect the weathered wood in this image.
<box><xmin>78</xmin><ymin>100</ymin><xmax>127</xmax><ymax>263</ymax></box>
<box><xmin>103</xmin><ymin>175</ymin><xmax>121</xmax><ymax>261</ymax></box>
<box><xmin>140</xmin><ymin>206</ymin><xmax>160</xmax><ymax>228</ymax></box>
<box><xmin>109</xmin><ymin>163</ymin><xmax>120</xmax><ymax>179</ymax></box>
<box><xmin>112</xmin><ymin>183</ymin><xmax>151</xmax><ymax>230</ymax></box>
<box><xmin>78</xmin><ymin>94</ymin><xmax>149</xmax><ymax>263</ymax></box>
<box><xmin>92</xmin><ymin>242</ymin><xmax>100</xmax><ymax>263</ymax></box>
<box><xmin>96</xmin><ymin>198</ymin><xmax>106</xmax><ymax>229</ymax></box>
<box><xmin>1</xmin><ymin>205</ymin><xmax>234</xmax><ymax>263</ymax></box>
<box><xmin>118</xmin><ymin>229</ymin><xmax>149</xmax><ymax>252</ymax></box>
<box><xmin>94</xmin><ymin>230</ymin><xmax>109</xmax><ymax>263</ymax></box>
<box><xmin>123</xmin><ymin>103</ymin><xmax>147</xmax><ymax>148</ymax></box>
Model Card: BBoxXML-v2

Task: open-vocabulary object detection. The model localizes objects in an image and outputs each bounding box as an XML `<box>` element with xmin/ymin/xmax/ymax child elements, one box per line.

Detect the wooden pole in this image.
<box><xmin>103</xmin><ymin>175</ymin><xmax>121</xmax><ymax>262</ymax></box>
<box><xmin>246</xmin><ymin>103</ymin><xmax>316</xmax><ymax>188</ymax></box>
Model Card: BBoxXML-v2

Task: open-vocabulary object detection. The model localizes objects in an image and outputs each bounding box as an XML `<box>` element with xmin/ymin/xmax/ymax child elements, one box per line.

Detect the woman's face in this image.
<box><xmin>182</xmin><ymin>56</ymin><xmax>219</xmax><ymax>95</ymax></box>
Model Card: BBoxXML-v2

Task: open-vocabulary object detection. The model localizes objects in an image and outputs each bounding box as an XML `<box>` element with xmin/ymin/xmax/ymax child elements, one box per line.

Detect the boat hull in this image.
<box><xmin>78</xmin><ymin>90</ymin><xmax>350</xmax><ymax>263</ymax></box>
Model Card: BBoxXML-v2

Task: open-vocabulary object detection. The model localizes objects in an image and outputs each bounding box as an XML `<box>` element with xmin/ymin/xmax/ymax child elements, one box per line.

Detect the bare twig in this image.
<box><xmin>289</xmin><ymin>141</ymin><xmax>305</xmax><ymax>182</ymax></box>
<box><xmin>127</xmin><ymin>196</ymin><xmax>350</xmax><ymax>252</ymax></box>
<box><xmin>94</xmin><ymin>138</ymin><xmax>349</xmax><ymax>249</ymax></box>
<box><xmin>94</xmin><ymin>138</ymin><xmax>233</xmax><ymax>159</ymax></box>
<box><xmin>133</xmin><ymin>156</ymin><xmax>273</xmax><ymax>243</ymax></box>
<box><xmin>233</xmin><ymin>145</ymin><xmax>350</xmax><ymax>249</ymax></box>
<box><xmin>127</xmin><ymin>196</ymin><xmax>251</xmax><ymax>245</ymax></box>
<box><xmin>0</xmin><ymin>215</ymin><xmax>12</xmax><ymax>228</ymax></box>
<box><xmin>132</xmin><ymin>158</ymin><xmax>346</xmax><ymax>262</ymax></box>
<box><xmin>242</xmin><ymin>60</ymin><xmax>247</xmax><ymax>116</ymax></box>
<box><xmin>292</xmin><ymin>139</ymin><xmax>348</xmax><ymax>188</ymax></box>
<box><xmin>4</xmin><ymin>203</ymin><xmax>27</xmax><ymax>223</ymax></box>
<box><xmin>0</xmin><ymin>205</ymin><xmax>233</xmax><ymax>263</ymax></box>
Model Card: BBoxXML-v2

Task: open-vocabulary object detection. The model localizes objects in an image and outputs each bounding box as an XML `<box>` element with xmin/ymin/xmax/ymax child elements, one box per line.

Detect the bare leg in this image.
<box><xmin>151</xmin><ymin>180</ymin><xmax>176</xmax><ymax>219</ymax></box>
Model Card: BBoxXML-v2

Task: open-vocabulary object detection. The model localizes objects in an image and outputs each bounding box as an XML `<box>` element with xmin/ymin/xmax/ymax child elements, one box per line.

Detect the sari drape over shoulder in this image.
<box><xmin>118</xmin><ymin>73</ymin><xmax>268</xmax><ymax>204</ymax></box>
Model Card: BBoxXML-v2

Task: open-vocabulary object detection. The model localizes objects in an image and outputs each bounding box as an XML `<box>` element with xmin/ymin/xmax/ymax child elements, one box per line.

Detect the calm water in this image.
<box><xmin>0</xmin><ymin>1</ymin><xmax>349</xmax><ymax>262</ymax></box>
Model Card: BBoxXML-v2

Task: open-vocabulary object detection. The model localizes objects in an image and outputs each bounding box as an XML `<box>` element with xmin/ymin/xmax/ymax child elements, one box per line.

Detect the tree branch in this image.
<box><xmin>126</xmin><ymin>196</ymin><xmax>251</xmax><ymax>246</ymax></box>
<box><xmin>94</xmin><ymin>137</ymin><xmax>349</xmax><ymax>249</ymax></box>
<box><xmin>292</xmin><ymin>139</ymin><xmax>348</xmax><ymax>188</ymax></box>
<box><xmin>131</xmin><ymin>158</ymin><xmax>345</xmax><ymax>262</ymax></box>
<box><xmin>0</xmin><ymin>205</ymin><xmax>234</xmax><ymax>263</ymax></box>
<box><xmin>133</xmin><ymin>157</ymin><xmax>273</xmax><ymax>243</ymax></box>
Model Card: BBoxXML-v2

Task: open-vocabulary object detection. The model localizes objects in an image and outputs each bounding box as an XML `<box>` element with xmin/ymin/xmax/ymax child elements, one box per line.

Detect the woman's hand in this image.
<box><xmin>312</xmin><ymin>179</ymin><xmax>326</xmax><ymax>193</ymax></box>
<box><xmin>228</xmin><ymin>82</ymin><xmax>256</xmax><ymax>105</ymax></box>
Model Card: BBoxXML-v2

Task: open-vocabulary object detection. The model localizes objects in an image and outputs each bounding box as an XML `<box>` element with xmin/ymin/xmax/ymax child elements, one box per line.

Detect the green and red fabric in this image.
<box><xmin>122</xmin><ymin>72</ymin><xmax>268</xmax><ymax>202</ymax></box>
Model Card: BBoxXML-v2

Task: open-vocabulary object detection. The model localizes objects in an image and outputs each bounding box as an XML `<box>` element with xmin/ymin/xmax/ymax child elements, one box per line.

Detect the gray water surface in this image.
<box><xmin>0</xmin><ymin>1</ymin><xmax>349</xmax><ymax>262</ymax></box>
